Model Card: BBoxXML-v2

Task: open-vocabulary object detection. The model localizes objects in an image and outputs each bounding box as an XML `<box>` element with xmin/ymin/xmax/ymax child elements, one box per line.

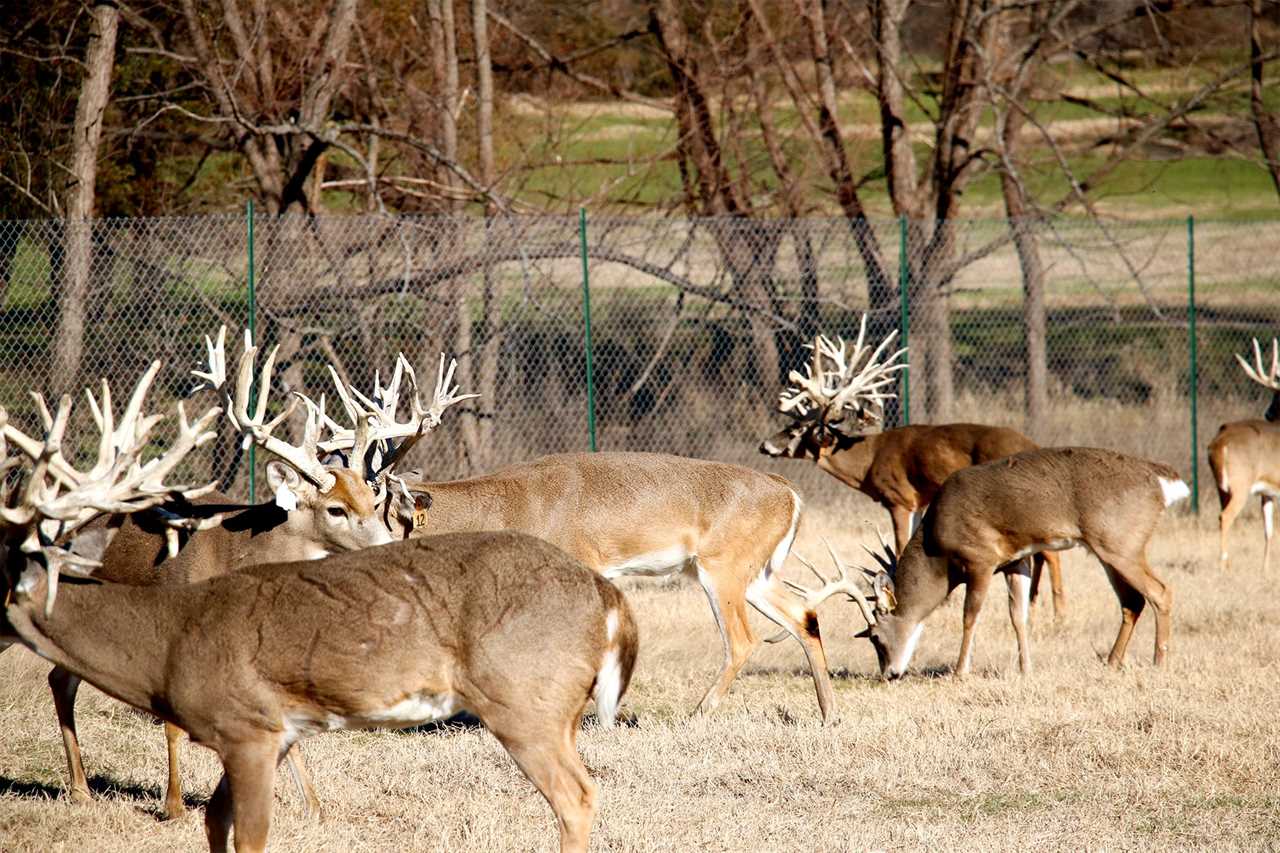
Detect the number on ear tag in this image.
<box><xmin>412</xmin><ymin>495</ymin><xmax>429</xmax><ymax>529</ymax></box>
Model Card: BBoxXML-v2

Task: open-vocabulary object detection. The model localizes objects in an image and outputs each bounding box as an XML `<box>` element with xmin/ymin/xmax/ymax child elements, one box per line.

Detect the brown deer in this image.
<box><xmin>760</xmin><ymin>322</ymin><xmax>1066</xmax><ymax>617</ymax></box>
<box><xmin>787</xmin><ymin>447</ymin><xmax>1187</xmax><ymax>680</ymax></box>
<box><xmin>260</xmin><ymin>335</ymin><xmax>901</xmax><ymax>725</ymax></box>
<box><xmin>1207</xmin><ymin>337</ymin><xmax>1280</xmax><ymax>572</ymax></box>
<box><xmin>11</xmin><ymin>330</ymin><xmax>461</xmax><ymax>820</ymax></box>
<box><xmin>2</xmin><ymin>375</ymin><xmax>636</xmax><ymax>853</ymax></box>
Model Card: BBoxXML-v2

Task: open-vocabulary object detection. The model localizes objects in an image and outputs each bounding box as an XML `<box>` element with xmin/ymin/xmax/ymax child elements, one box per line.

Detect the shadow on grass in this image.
<box><xmin>391</xmin><ymin>710</ymin><xmax>642</xmax><ymax>735</ymax></box>
<box><xmin>0</xmin><ymin>773</ymin><xmax>203</xmax><ymax>820</ymax></box>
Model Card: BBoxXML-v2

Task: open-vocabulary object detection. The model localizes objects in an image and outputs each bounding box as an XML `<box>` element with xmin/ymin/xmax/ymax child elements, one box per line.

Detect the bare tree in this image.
<box><xmin>51</xmin><ymin>0</ymin><xmax>119</xmax><ymax>393</ymax></box>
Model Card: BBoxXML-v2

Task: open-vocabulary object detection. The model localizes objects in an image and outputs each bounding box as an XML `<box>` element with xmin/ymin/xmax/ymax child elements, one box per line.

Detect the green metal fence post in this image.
<box><xmin>579</xmin><ymin>208</ymin><xmax>598</xmax><ymax>452</ymax></box>
<box><xmin>1187</xmin><ymin>215</ymin><xmax>1199</xmax><ymax>514</ymax></box>
<box><xmin>898</xmin><ymin>215</ymin><xmax>910</xmax><ymax>425</ymax></box>
<box><xmin>247</xmin><ymin>199</ymin><xmax>257</xmax><ymax>502</ymax></box>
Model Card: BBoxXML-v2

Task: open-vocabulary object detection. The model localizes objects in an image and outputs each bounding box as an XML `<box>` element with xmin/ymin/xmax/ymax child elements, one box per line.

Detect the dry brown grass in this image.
<box><xmin>3</xmin><ymin>500</ymin><xmax>1279</xmax><ymax>851</ymax></box>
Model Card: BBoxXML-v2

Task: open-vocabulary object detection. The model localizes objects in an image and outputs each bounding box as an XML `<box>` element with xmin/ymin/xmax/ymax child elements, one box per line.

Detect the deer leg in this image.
<box><xmin>745</xmin><ymin>576</ymin><xmax>836</xmax><ymax>724</ymax></box>
<box><xmin>1218</xmin><ymin>488</ymin><xmax>1247</xmax><ymax>571</ymax></box>
<box><xmin>205</xmin><ymin>736</ymin><xmax>282</xmax><ymax>853</ymax></box>
<box><xmin>888</xmin><ymin>504</ymin><xmax>914</xmax><ymax>554</ymax></box>
<box><xmin>491</xmin><ymin>717</ymin><xmax>597</xmax><ymax>853</ymax></box>
<box><xmin>1098</xmin><ymin>551</ymin><xmax>1172</xmax><ymax>667</ymax></box>
<box><xmin>47</xmin><ymin>666</ymin><xmax>91</xmax><ymax>805</ymax></box>
<box><xmin>284</xmin><ymin>743</ymin><xmax>322</xmax><ymax>819</ymax></box>
<box><xmin>955</xmin><ymin>569</ymin><xmax>991</xmax><ymax>678</ymax></box>
<box><xmin>163</xmin><ymin>722</ymin><xmax>187</xmax><ymax>819</ymax></box>
<box><xmin>693</xmin><ymin>563</ymin><xmax>760</xmax><ymax>717</ymax></box>
<box><xmin>1004</xmin><ymin>560</ymin><xmax>1033</xmax><ymax>675</ymax></box>
<box><xmin>1029</xmin><ymin>548</ymin><xmax>1070</xmax><ymax>622</ymax></box>
<box><xmin>1262</xmin><ymin>496</ymin><xmax>1275</xmax><ymax>573</ymax></box>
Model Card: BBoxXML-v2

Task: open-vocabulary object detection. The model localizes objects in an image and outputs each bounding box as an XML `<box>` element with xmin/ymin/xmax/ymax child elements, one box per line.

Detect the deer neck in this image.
<box><xmin>410</xmin><ymin>477</ymin><xmax>519</xmax><ymax>534</ymax></box>
<box><xmin>221</xmin><ymin>503</ymin><xmax>330</xmax><ymax>567</ymax></box>
<box><xmin>816</xmin><ymin>432</ymin><xmax>882</xmax><ymax>489</ymax></box>
<box><xmin>891</xmin><ymin>543</ymin><xmax>952</xmax><ymax>625</ymax></box>
<box><xmin>7</xmin><ymin>577</ymin><xmax>187</xmax><ymax>714</ymax></box>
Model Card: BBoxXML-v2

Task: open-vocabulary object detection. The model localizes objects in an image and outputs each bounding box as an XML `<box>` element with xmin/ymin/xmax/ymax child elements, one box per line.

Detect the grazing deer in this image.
<box><xmin>759</xmin><ymin>321</ymin><xmax>1066</xmax><ymax>617</ymax></box>
<box><xmin>1207</xmin><ymin>337</ymin><xmax>1280</xmax><ymax>572</ymax></box>
<box><xmin>2</xmin><ymin>372</ymin><xmax>636</xmax><ymax>853</ymax></box>
<box><xmin>259</xmin><ymin>338</ymin><xmax>898</xmax><ymax>725</ymax></box>
<box><xmin>787</xmin><ymin>447</ymin><xmax>1187</xmax><ymax>680</ymax></box>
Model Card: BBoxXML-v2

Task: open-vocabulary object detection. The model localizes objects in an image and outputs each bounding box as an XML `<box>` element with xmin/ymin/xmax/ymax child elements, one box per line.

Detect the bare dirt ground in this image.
<box><xmin>2</xmin><ymin>501</ymin><xmax>1278</xmax><ymax>851</ymax></box>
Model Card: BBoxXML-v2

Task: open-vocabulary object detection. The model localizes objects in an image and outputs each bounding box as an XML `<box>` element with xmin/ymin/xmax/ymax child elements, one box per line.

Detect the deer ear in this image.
<box><xmin>266</xmin><ymin>461</ymin><xmax>302</xmax><ymax>511</ymax></box>
<box><xmin>873</xmin><ymin>573</ymin><xmax>897</xmax><ymax>613</ymax></box>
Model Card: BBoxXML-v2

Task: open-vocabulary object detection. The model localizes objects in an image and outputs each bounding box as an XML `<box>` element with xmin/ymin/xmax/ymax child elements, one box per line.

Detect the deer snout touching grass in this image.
<box><xmin>787</xmin><ymin>447</ymin><xmax>1188</xmax><ymax>681</ymax></box>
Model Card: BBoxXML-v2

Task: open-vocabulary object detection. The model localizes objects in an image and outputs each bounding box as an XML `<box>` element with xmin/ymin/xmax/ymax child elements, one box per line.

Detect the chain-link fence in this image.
<box><xmin>1</xmin><ymin>213</ymin><xmax>1276</xmax><ymax>511</ymax></box>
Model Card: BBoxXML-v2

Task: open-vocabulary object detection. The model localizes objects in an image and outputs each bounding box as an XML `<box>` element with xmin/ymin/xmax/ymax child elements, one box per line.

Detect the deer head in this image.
<box><xmin>784</xmin><ymin>532</ymin><xmax>926</xmax><ymax>681</ymax></box>
<box><xmin>759</xmin><ymin>315</ymin><xmax>907</xmax><ymax>460</ymax></box>
<box><xmin>195</xmin><ymin>327</ymin><xmax>394</xmax><ymax>554</ymax></box>
<box><xmin>0</xmin><ymin>362</ymin><xmax>221</xmax><ymax>616</ymax></box>
<box><xmin>312</xmin><ymin>349</ymin><xmax>475</xmax><ymax>538</ymax></box>
<box><xmin>1236</xmin><ymin>337</ymin><xmax>1280</xmax><ymax>423</ymax></box>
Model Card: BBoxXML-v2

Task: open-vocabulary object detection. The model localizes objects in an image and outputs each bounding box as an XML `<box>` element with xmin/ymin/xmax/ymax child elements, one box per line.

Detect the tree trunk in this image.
<box><xmin>51</xmin><ymin>1</ymin><xmax>118</xmax><ymax>394</ymax></box>
<box><xmin>455</xmin><ymin>0</ymin><xmax>502</xmax><ymax>471</ymax></box>
<box><xmin>999</xmin><ymin>128</ymin><xmax>1049</xmax><ymax>436</ymax></box>
<box><xmin>1250</xmin><ymin>0</ymin><xmax>1280</xmax><ymax>200</ymax></box>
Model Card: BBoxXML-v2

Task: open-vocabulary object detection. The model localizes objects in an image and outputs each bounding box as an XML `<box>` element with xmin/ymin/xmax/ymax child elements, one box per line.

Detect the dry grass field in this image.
<box><xmin>2</xmin><ymin>497</ymin><xmax>1278</xmax><ymax>852</ymax></box>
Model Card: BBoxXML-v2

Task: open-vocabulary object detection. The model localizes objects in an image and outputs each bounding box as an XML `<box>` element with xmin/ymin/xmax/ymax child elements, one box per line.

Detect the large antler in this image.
<box><xmin>784</xmin><ymin>539</ymin><xmax>881</xmax><ymax>629</ymax></box>
<box><xmin>2</xmin><ymin>361</ymin><xmax>221</xmax><ymax>614</ymax></box>
<box><xmin>319</xmin><ymin>352</ymin><xmax>477</xmax><ymax>479</ymax></box>
<box><xmin>196</xmin><ymin>327</ymin><xmax>336</xmax><ymax>492</ymax></box>
<box><xmin>777</xmin><ymin>314</ymin><xmax>908</xmax><ymax>422</ymax></box>
<box><xmin>1237</xmin><ymin>337</ymin><xmax>1280</xmax><ymax>391</ymax></box>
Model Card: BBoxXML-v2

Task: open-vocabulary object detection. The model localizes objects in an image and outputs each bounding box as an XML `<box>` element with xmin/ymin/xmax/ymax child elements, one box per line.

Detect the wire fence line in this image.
<box><xmin>0</xmin><ymin>213</ymin><xmax>1276</xmax><ymax>511</ymax></box>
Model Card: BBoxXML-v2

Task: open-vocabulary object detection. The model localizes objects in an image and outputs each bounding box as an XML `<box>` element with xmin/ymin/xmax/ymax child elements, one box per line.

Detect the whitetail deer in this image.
<box><xmin>760</xmin><ymin>320</ymin><xmax>1066</xmax><ymax>617</ymax></box>
<box><xmin>787</xmin><ymin>447</ymin><xmax>1187</xmax><ymax>680</ymax></box>
<box><xmin>284</xmin><ymin>338</ymin><xmax>900</xmax><ymax>725</ymax></box>
<box><xmin>1207</xmin><ymin>337</ymin><xmax>1280</xmax><ymax>572</ymax></box>
<box><xmin>2</xmin><ymin>371</ymin><xmax>635</xmax><ymax>853</ymax></box>
<box><xmin>15</xmin><ymin>329</ymin><xmax>423</xmax><ymax>820</ymax></box>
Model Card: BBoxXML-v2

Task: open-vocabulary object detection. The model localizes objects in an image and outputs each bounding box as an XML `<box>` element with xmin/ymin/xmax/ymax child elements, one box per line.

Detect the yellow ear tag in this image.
<box><xmin>412</xmin><ymin>496</ymin><xmax>429</xmax><ymax>530</ymax></box>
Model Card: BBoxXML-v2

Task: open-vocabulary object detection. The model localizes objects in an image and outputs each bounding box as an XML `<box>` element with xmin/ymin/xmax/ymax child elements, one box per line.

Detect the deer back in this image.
<box><xmin>927</xmin><ymin>447</ymin><xmax>1182</xmax><ymax>565</ymax></box>
<box><xmin>406</xmin><ymin>452</ymin><xmax>800</xmax><ymax>575</ymax></box>
<box><xmin>7</xmin><ymin>533</ymin><xmax>636</xmax><ymax>749</ymax></box>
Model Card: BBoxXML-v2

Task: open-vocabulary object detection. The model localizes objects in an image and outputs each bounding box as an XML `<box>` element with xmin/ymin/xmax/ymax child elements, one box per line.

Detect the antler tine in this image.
<box><xmin>227</xmin><ymin>338</ymin><xmax>334</xmax><ymax>491</ymax></box>
<box><xmin>1236</xmin><ymin>337</ymin><xmax>1280</xmax><ymax>391</ymax></box>
<box><xmin>782</xmin><ymin>538</ymin><xmax>878</xmax><ymax>628</ymax></box>
<box><xmin>191</xmin><ymin>325</ymin><xmax>228</xmax><ymax>394</ymax></box>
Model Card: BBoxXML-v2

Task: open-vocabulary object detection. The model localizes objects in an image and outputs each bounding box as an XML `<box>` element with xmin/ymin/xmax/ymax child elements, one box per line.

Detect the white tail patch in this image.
<box><xmin>594</xmin><ymin>647</ymin><xmax>623</xmax><ymax>728</ymax></box>
<box><xmin>1218</xmin><ymin>446</ymin><xmax>1230</xmax><ymax>493</ymax></box>
<box><xmin>1158</xmin><ymin>477</ymin><xmax>1190</xmax><ymax>507</ymax></box>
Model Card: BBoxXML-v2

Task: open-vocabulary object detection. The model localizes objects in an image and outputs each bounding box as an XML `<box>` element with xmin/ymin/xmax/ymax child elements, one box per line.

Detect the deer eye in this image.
<box><xmin>326</xmin><ymin>506</ymin><xmax>348</xmax><ymax>519</ymax></box>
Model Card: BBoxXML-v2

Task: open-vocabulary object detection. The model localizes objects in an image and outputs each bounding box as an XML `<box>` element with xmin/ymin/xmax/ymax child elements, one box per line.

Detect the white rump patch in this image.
<box><xmin>606</xmin><ymin>609</ymin><xmax>620</xmax><ymax>642</ymax></box>
<box><xmin>594</xmin><ymin>649</ymin><xmax>624</xmax><ymax>727</ymax></box>
<box><xmin>602</xmin><ymin>545</ymin><xmax>692</xmax><ymax>578</ymax></box>
<box><xmin>1158</xmin><ymin>477</ymin><xmax>1190</xmax><ymax>507</ymax></box>
<box><xmin>1218</xmin><ymin>447</ymin><xmax>1230</xmax><ymax>493</ymax></box>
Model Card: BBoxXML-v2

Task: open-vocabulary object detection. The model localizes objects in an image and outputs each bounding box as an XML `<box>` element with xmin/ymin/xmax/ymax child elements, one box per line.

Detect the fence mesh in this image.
<box><xmin>1</xmin><ymin>214</ymin><xmax>1276</xmax><ymax>510</ymax></box>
